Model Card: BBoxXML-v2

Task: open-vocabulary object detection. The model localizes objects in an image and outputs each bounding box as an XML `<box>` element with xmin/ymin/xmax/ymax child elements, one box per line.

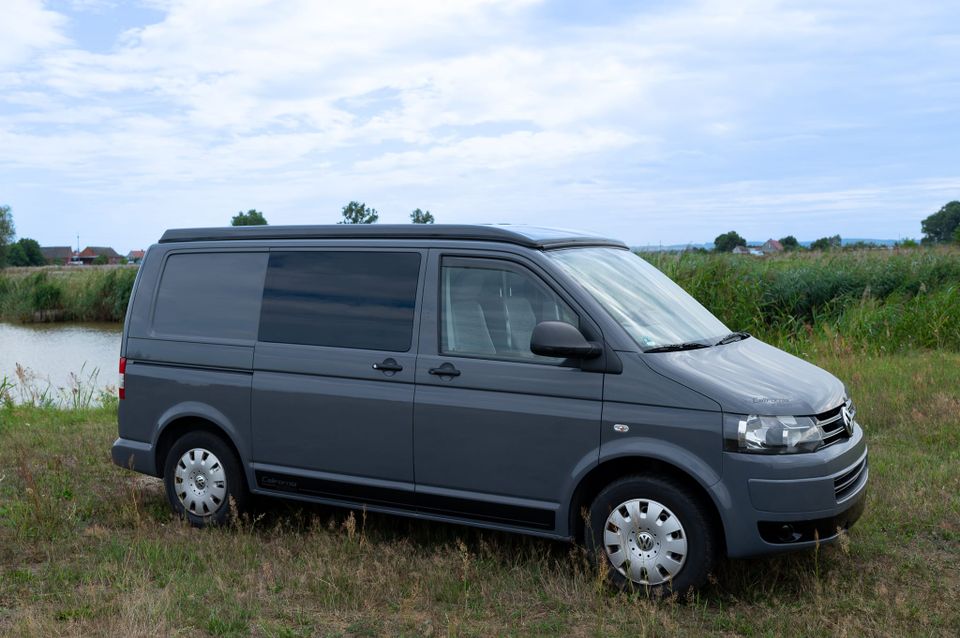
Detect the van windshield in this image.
<box><xmin>548</xmin><ymin>247</ymin><xmax>730</xmax><ymax>351</ymax></box>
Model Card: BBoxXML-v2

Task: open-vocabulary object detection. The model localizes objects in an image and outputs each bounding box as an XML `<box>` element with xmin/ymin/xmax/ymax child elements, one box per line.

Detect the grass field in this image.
<box><xmin>1</xmin><ymin>348</ymin><xmax>958</xmax><ymax>636</ymax></box>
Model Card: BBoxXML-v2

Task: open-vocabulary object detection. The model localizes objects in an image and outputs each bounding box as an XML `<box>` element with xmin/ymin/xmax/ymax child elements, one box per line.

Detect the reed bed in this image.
<box><xmin>645</xmin><ymin>247</ymin><xmax>960</xmax><ymax>352</ymax></box>
<box><xmin>0</xmin><ymin>267</ymin><xmax>137</xmax><ymax>323</ymax></box>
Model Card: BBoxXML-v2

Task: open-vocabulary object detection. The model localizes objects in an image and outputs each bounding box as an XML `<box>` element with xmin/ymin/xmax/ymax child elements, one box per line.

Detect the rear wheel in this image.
<box><xmin>587</xmin><ymin>475</ymin><xmax>715</xmax><ymax>596</ymax></box>
<box><xmin>163</xmin><ymin>431</ymin><xmax>247</xmax><ymax>527</ymax></box>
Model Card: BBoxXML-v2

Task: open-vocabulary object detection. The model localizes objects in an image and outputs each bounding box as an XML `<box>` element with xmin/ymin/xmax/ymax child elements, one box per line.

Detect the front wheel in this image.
<box><xmin>163</xmin><ymin>431</ymin><xmax>247</xmax><ymax>527</ymax></box>
<box><xmin>587</xmin><ymin>475</ymin><xmax>715</xmax><ymax>596</ymax></box>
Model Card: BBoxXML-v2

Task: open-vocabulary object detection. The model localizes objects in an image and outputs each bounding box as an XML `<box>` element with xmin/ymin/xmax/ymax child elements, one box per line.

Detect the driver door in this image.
<box><xmin>413</xmin><ymin>250</ymin><xmax>603</xmax><ymax>530</ymax></box>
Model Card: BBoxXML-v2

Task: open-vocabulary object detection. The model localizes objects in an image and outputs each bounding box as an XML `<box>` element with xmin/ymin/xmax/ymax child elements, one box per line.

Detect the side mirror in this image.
<box><xmin>530</xmin><ymin>321</ymin><xmax>602</xmax><ymax>359</ymax></box>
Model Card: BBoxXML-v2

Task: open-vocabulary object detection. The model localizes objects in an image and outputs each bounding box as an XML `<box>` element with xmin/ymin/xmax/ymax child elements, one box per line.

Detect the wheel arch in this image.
<box><xmin>567</xmin><ymin>455</ymin><xmax>727</xmax><ymax>555</ymax></box>
<box><xmin>154</xmin><ymin>407</ymin><xmax>245</xmax><ymax>480</ymax></box>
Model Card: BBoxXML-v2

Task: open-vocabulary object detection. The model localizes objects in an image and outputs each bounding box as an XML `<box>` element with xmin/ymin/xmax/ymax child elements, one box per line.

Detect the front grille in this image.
<box><xmin>834</xmin><ymin>455</ymin><xmax>868</xmax><ymax>501</ymax></box>
<box><xmin>815</xmin><ymin>403</ymin><xmax>851</xmax><ymax>449</ymax></box>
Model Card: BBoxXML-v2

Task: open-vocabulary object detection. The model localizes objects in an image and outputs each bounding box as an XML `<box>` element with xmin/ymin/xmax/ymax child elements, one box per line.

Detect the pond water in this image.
<box><xmin>0</xmin><ymin>322</ymin><xmax>121</xmax><ymax>403</ymax></box>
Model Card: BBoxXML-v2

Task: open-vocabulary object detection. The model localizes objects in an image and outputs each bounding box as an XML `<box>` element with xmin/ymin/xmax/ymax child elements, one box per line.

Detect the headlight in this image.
<box><xmin>725</xmin><ymin>414</ymin><xmax>823</xmax><ymax>454</ymax></box>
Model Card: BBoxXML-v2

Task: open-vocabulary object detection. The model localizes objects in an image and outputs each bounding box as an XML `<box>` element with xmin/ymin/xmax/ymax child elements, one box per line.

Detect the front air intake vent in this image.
<box><xmin>834</xmin><ymin>455</ymin><xmax>868</xmax><ymax>502</ymax></box>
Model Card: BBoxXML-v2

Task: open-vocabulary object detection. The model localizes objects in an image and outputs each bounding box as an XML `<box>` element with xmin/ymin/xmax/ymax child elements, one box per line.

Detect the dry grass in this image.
<box><xmin>1</xmin><ymin>350</ymin><xmax>958</xmax><ymax>637</ymax></box>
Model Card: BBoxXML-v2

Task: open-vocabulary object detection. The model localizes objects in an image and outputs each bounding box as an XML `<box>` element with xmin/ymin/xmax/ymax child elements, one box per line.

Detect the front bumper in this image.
<box><xmin>717</xmin><ymin>424</ymin><xmax>868</xmax><ymax>558</ymax></box>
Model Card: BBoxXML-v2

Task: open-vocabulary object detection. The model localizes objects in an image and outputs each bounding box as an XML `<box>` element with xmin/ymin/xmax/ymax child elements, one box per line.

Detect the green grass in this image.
<box><xmin>646</xmin><ymin>247</ymin><xmax>960</xmax><ymax>352</ymax></box>
<box><xmin>1</xmin><ymin>349</ymin><xmax>958</xmax><ymax>636</ymax></box>
<box><xmin>0</xmin><ymin>267</ymin><xmax>136</xmax><ymax>323</ymax></box>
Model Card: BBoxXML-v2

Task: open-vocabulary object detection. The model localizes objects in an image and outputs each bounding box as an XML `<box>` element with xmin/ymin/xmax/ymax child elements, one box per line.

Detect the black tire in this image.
<box><xmin>162</xmin><ymin>430</ymin><xmax>248</xmax><ymax>527</ymax></box>
<box><xmin>586</xmin><ymin>474</ymin><xmax>715</xmax><ymax>597</ymax></box>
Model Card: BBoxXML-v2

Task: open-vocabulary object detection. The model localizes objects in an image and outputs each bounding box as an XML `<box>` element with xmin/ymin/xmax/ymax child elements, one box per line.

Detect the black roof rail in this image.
<box><xmin>158</xmin><ymin>224</ymin><xmax>627</xmax><ymax>250</ymax></box>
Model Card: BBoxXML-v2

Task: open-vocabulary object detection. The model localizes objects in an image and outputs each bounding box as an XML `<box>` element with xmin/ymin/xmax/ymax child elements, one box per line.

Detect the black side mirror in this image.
<box><xmin>530</xmin><ymin>321</ymin><xmax>602</xmax><ymax>359</ymax></box>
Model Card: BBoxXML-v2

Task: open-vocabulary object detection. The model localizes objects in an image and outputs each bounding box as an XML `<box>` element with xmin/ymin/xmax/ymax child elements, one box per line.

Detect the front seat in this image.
<box><xmin>448</xmin><ymin>270</ymin><xmax>496</xmax><ymax>355</ymax></box>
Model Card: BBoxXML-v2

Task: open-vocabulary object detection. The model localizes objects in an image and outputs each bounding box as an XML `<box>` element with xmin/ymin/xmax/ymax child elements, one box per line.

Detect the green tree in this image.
<box><xmin>231</xmin><ymin>209</ymin><xmax>268</xmax><ymax>226</ymax></box>
<box><xmin>778</xmin><ymin>235</ymin><xmax>800</xmax><ymax>251</ymax></box>
<box><xmin>7</xmin><ymin>242</ymin><xmax>28</xmax><ymax>266</ymax></box>
<box><xmin>897</xmin><ymin>238</ymin><xmax>919</xmax><ymax>248</ymax></box>
<box><xmin>810</xmin><ymin>234</ymin><xmax>842</xmax><ymax>251</ymax></box>
<box><xmin>0</xmin><ymin>204</ymin><xmax>15</xmax><ymax>268</ymax></box>
<box><xmin>921</xmin><ymin>201</ymin><xmax>960</xmax><ymax>244</ymax></box>
<box><xmin>410</xmin><ymin>208</ymin><xmax>435</xmax><ymax>224</ymax></box>
<box><xmin>713</xmin><ymin>230</ymin><xmax>746</xmax><ymax>252</ymax></box>
<box><xmin>18</xmin><ymin>238</ymin><xmax>44</xmax><ymax>266</ymax></box>
<box><xmin>953</xmin><ymin>226</ymin><xmax>960</xmax><ymax>244</ymax></box>
<box><xmin>92</xmin><ymin>254</ymin><xmax>109</xmax><ymax>265</ymax></box>
<box><xmin>339</xmin><ymin>201</ymin><xmax>379</xmax><ymax>224</ymax></box>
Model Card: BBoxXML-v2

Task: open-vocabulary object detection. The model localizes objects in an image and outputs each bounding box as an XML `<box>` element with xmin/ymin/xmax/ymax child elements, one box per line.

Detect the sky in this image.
<box><xmin>1</xmin><ymin>0</ymin><xmax>958</xmax><ymax>252</ymax></box>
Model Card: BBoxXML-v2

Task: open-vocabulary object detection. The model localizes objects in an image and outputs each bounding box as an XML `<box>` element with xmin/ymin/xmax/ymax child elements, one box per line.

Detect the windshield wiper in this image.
<box><xmin>716</xmin><ymin>331</ymin><xmax>750</xmax><ymax>346</ymax></box>
<box><xmin>643</xmin><ymin>342</ymin><xmax>711</xmax><ymax>353</ymax></box>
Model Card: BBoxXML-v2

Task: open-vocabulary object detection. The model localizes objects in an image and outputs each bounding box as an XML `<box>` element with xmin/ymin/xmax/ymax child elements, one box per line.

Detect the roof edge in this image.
<box><xmin>158</xmin><ymin>224</ymin><xmax>627</xmax><ymax>250</ymax></box>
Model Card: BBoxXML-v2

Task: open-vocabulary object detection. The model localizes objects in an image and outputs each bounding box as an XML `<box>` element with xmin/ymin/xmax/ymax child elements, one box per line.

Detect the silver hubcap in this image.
<box><xmin>603</xmin><ymin>498</ymin><xmax>688</xmax><ymax>586</ymax></box>
<box><xmin>174</xmin><ymin>448</ymin><xmax>227</xmax><ymax>516</ymax></box>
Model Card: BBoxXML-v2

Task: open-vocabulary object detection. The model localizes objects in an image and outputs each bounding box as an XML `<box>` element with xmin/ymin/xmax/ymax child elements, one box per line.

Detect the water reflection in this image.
<box><xmin>0</xmin><ymin>322</ymin><xmax>121</xmax><ymax>404</ymax></box>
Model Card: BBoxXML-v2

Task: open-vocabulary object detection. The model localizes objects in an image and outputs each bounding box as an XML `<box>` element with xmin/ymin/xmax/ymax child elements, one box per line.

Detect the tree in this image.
<box><xmin>921</xmin><ymin>201</ymin><xmax>960</xmax><ymax>244</ymax></box>
<box><xmin>713</xmin><ymin>230</ymin><xmax>746</xmax><ymax>252</ymax></box>
<box><xmin>779</xmin><ymin>235</ymin><xmax>800</xmax><ymax>251</ymax></box>
<box><xmin>810</xmin><ymin>234</ymin><xmax>842</xmax><ymax>251</ymax></box>
<box><xmin>7</xmin><ymin>238</ymin><xmax>44</xmax><ymax>266</ymax></box>
<box><xmin>410</xmin><ymin>208</ymin><xmax>435</xmax><ymax>224</ymax></box>
<box><xmin>7</xmin><ymin>242</ymin><xmax>28</xmax><ymax>266</ymax></box>
<box><xmin>897</xmin><ymin>238</ymin><xmax>919</xmax><ymax>248</ymax></box>
<box><xmin>231</xmin><ymin>209</ymin><xmax>268</xmax><ymax>226</ymax></box>
<box><xmin>339</xmin><ymin>201</ymin><xmax>378</xmax><ymax>224</ymax></box>
<box><xmin>0</xmin><ymin>204</ymin><xmax>15</xmax><ymax>268</ymax></box>
<box><xmin>19</xmin><ymin>238</ymin><xmax>44</xmax><ymax>266</ymax></box>
<box><xmin>954</xmin><ymin>226</ymin><xmax>960</xmax><ymax>244</ymax></box>
<box><xmin>92</xmin><ymin>254</ymin><xmax>109</xmax><ymax>265</ymax></box>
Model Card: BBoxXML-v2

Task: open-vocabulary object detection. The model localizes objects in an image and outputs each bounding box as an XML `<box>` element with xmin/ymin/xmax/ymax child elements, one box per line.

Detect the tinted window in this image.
<box><xmin>440</xmin><ymin>259</ymin><xmax>578</xmax><ymax>363</ymax></box>
<box><xmin>153</xmin><ymin>252</ymin><xmax>268</xmax><ymax>340</ymax></box>
<box><xmin>259</xmin><ymin>251</ymin><xmax>421</xmax><ymax>351</ymax></box>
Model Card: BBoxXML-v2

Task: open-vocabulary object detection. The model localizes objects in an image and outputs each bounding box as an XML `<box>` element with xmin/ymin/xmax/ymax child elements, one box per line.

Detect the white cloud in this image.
<box><xmin>1</xmin><ymin>0</ymin><xmax>958</xmax><ymax>248</ymax></box>
<box><xmin>0</xmin><ymin>0</ymin><xmax>67</xmax><ymax>68</ymax></box>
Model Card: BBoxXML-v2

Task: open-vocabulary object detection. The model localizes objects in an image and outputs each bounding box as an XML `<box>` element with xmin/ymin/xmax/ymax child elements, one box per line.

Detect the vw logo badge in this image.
<box><xmin>841</xmin><ymin>407</ymin><xmax>854</xmax><ymax>436</ymax></box>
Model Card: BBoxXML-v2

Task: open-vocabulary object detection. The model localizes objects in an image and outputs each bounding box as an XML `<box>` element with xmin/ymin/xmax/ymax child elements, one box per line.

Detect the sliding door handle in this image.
<box><xmin>373</xmin><ymin>358</ymin><xmax>403</xmax><ymax>373</ymax></box>
<box><xmin>428</xmin><ymin>363</ymin><xmax>461</xmax><ymax>377</ymax></box>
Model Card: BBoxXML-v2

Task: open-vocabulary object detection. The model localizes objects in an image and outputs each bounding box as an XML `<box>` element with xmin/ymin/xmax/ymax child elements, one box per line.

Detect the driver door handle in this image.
<box><xmin>428</xmin><ymin>363</ymin><xmax>461</xmax><ymax>377</ymax></box>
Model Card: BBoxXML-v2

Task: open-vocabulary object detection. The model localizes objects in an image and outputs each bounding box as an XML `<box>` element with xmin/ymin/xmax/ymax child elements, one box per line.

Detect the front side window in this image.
<box><xmin>440</xmin><ymin>258</ymin><xmax>577</xmax><ymax>363</ymax></box>
<box><xmin>259</xmin><ymin>251</ymin><xmax>421</xmax><ymax>352</ymax></box>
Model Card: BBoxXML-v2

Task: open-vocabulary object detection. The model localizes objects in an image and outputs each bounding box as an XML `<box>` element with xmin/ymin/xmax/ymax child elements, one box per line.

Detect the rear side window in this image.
<box><xmin>259</xmin><ymin>251</ymin><xmax>421</xmax><ymax>352</ymax></box>
<box><xmin>153</xmin><ymin>252</ymin><xmax>268</xmax><ymax>340</ymax></box>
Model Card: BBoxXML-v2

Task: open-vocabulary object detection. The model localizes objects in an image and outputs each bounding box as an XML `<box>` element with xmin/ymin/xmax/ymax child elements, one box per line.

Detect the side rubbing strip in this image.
<box><xmin>256</xmin><ymin>471</ymin><xmax>555</xmax><ymax>530</ymax></box>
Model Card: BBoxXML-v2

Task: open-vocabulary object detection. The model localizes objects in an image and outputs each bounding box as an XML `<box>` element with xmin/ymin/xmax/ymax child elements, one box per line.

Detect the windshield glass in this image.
<box><xmin>548</xmin><ymin>247</ymin><xmax>729</xmax><ymax>350</ymax></box>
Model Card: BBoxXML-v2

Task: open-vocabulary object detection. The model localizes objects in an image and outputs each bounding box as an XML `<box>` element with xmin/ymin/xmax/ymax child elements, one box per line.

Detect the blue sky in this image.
<box><xmin>1</xmin><ymin>0</ymin><xmax>958</xmax><ymax>252</ymax></box>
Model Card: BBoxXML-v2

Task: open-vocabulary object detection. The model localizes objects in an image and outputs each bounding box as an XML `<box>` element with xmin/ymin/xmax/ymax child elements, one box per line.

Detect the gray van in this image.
<box><xmin>112</xmin><ymin>224</ymin><xmax>867</xmax><ymax>594</ymax></box>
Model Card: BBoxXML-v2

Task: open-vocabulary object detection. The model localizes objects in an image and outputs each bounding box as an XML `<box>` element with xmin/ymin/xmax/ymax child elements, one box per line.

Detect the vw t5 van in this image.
<box><xmin>112</xmin><ymin>224</ymin><xmax>867</xmax><ymax>593</ymax></box>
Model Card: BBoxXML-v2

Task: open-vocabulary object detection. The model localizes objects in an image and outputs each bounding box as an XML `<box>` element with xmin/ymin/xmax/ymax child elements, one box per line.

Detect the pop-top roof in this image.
<box><xmin>158</xmin><ymin>224</ymin><xmax>626</xmax><ymax>250</ymax></box>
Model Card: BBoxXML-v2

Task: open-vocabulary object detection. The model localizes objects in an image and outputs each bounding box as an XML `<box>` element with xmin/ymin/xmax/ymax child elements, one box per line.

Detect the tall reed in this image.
<box><xmin>644</xmin><ymin>247</ymin><xmax>960</xmax><ymax>352</ymax></box>
<box><xmin>0</xmin><ymin>267</ymin><xmax>136</xmax><ymax>323</ymax></box>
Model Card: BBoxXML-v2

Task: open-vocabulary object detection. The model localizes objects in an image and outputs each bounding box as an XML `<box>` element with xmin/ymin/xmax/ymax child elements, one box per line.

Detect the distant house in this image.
<box><xmin>78</xmin><ymin>246</ymin><xmax>123</xmax><ymax>265</ymax></box>
<box><xmin>732</xmin><ymin>245</ymin><xmax>764</xmax><ymax>256</ymax></box>
<box><xmin>761</xmin><ymin>239</ymin><xmax>784</xmax><ymax>254</ymax></box>
<box><xmin>126</xmin><ymin>250</ymin><xmax>145</xmax><ymax>264</ymax></box>
<box><xmin>40</xmin><ymin>246</ymin><xmax>74</xmax><ymax>265</ymax></box>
